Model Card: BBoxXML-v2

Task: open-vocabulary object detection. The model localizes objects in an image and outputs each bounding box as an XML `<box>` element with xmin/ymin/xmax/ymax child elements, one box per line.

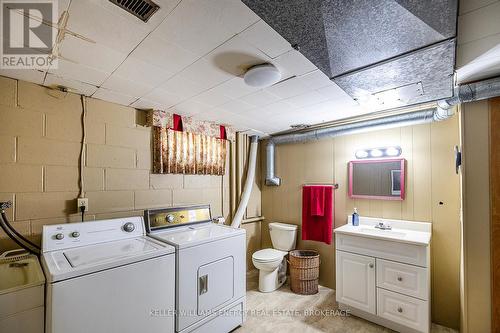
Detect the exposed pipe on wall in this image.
<box><xmin>265</xmin><ymin>75</ymin><xmax>500</xmax><ymax>186</ymax></box>
<box><xmin>265</xmin><ymin>108</ymin><xmax>438</xmax><ymax>186</ymax></box>
<box><xmin>438</xmin><ymin>75</ymin><xmax>500</xmax><ymax>111</ymax></box>
<box><xmin>231</xmin><ymin>135</ymin><xmax>259</xmax><ymax>228</ymax></box>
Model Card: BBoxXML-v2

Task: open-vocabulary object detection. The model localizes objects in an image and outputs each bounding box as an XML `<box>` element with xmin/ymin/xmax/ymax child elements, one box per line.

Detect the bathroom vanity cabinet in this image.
<box><xmin>335</xmin><ymin>217</ymin><xmax>431</xmax><ymax>333</ymax></box>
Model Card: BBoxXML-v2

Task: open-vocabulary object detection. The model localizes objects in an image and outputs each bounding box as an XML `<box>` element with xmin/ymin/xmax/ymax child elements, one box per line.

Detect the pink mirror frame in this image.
<box><xmin>348</xmin><ymin>158</ymin><xmax>406</xmax><ymax>201</ymax></box>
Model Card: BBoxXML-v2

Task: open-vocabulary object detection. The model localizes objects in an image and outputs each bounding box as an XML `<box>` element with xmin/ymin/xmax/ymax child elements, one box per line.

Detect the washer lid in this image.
<box><xmin>152</xmin><ymin>223</ymin><xmax>245</xmax><ymax>249</ymax></box>
<box><xmin>252</xmin><ymin>248</ymin><xmax>287</xmax><ymax>262</ymax></box>
<box><xmin>42</xmin><ymin>236</ymin><xmax>174</xmax><ymax>282</ymax></box>
<box><xmin>64</xmin><ymin>238</ymin><xmax>160</xmax><ymax>268</ymax></box>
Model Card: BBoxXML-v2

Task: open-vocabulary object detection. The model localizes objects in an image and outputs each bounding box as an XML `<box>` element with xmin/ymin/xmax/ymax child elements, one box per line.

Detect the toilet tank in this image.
<box><xmin>269</xmin><ymin>222</ymin><xmax>298</xmax><ymax>251</ymax></box>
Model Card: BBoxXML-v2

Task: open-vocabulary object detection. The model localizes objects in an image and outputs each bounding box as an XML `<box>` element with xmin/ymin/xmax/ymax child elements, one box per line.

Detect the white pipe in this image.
<box><xmin>231</xmin><ymin>136</ymin><xmax>258</xmax><ymax>228</ymax></box>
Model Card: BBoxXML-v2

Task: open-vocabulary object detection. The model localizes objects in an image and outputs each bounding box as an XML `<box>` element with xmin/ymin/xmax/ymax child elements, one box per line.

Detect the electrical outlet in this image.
<box><xmin>77</xmin><ymin>198</ymin><xmax>89</xmax><ymax>212</ymax></box>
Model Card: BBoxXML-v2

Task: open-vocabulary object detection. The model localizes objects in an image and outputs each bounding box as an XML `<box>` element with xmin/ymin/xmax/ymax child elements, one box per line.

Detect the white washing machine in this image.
<box><xmin>144</xmin><ymin>205</ymin><xmax>246</xmax><ymax>333</ymax></box>
<box><xmin>41</xmin><ymin>217</ymin><xmax>176</xmax><ymax>333</ymax></box>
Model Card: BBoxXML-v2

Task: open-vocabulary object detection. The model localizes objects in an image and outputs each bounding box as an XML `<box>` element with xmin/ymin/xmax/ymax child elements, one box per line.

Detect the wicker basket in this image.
<box><xmin>288</xmin><ymin>250</ymin><xmax>320</xmax><ymax>295</ymax></box>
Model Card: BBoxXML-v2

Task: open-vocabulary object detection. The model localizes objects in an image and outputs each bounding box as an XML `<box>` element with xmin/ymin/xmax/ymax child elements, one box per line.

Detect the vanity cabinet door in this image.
<box><xmin>336</xmin><ymin>251</ymin><xmax>376</xmax><ymax>314</ymax></box>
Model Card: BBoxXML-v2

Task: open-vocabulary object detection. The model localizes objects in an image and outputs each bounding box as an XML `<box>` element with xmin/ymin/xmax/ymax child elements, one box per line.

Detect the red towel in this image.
<box><xmin>302</xmin><ymin>186</ymin><xmax>333</xmax><ymax>245</ymax></box>
<box><xmin>309</xmin><ymin>186</ymin><xmax>325</xmax><ymax>216</ymax></box>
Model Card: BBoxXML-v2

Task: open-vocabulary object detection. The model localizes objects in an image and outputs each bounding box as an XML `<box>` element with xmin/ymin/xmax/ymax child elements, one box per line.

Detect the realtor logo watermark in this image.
<box><xmin>1</xmin><ymin>0</ymin><xmax>57</xmax><ymax>69</ymax></box>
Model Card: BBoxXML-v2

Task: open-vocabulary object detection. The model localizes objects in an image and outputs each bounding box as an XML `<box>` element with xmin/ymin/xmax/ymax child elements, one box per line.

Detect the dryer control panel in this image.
<box><xmin>145</xmin><ymin>205</ymin><xmax>212</xmax><ymax>232</ymax></box>
<box><xmin>41</xmin><ymin>217</ymin><xmax>145</xmax><ymax>252</ymax></box>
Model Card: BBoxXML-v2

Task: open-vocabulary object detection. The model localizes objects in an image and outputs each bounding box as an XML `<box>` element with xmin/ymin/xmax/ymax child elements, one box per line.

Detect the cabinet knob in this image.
<box><xmin>369</xmin><ymin>263</ymin><xmax>374</xmax><ymax>268</ymax></box>
<box><xmin>397</xmin><ymin>307</ymin><xmax>403</xmax><ymax>313</ymax></box>
<box><xmin>397</xmin><ymin>276</ymin><xmax>403</xmax><ymax>282</ymax></box>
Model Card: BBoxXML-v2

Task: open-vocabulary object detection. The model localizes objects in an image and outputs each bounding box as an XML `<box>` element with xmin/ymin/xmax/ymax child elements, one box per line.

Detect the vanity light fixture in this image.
<box><xmin>355</xmin><ymin>150</ymin><xmax>369</xmax><ymax>159</ymax></box>
<box><xmin>355</xmin><ymin>146</ymin><xmax>402</xmax><ymax>159</ymax></box>
<box><xmin>370</xmin><ymin>149</ymin><xmax>383</xmax><ymax>157</ymax></box>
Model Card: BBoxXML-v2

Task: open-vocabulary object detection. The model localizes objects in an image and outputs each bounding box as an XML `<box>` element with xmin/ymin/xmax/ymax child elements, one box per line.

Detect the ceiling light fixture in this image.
<box><xmin>244</xmin><ymin>63</ymin><xmax>281</xmax><ymax>88</ymax></box>
<box><xmin>355</xmin><ymin>146</ymin><xmax>402</xmax><ymax>159</ymax></box>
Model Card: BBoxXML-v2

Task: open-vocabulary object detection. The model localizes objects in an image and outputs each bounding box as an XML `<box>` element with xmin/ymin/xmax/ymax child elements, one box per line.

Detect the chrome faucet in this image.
<box><xmin>375</xmin><ymin>222</ymin><xmax>392</xmax><ymax>230</ymax></box>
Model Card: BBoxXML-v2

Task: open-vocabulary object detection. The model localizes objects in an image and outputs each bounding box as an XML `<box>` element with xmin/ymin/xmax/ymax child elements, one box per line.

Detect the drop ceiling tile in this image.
<box><xmin>204</xmin><ymin>35</ymin><xmax>271</xmax><ymax>77</ymax></box>
<box><xmin>194</xmin><ymin>107</ymin><xmax>234</xmax><ymax>123</ymax></box>
<box><xmin>142</xmin><ymin>88</ymin><xmax>184</xmax><ymax>109</ymax></box>
<box><xmin>158</xmin><ymin>75</ymin><xmax>206</xmax><ymax>100</ymax></box>
<box><xmin>59</xmin><ymin>37</ymin><xmax>128</xmax><ymax>73</ymax></box>
<box><xmin>286</xmin><ymin>91</ymin><xmax>330</xmax><ymax>108</ymax></box>
<box><xmin>170</xmin><ymin>100</ymin><xmax>211</xmax><ymax>117</ymax></box>
<box><xmin>239</xmin><ymin>20</ymin><xmax>292</xmax><ymax>58</ymax></box>
<box><xmin>190</xmin><ymin>89</ymin><xmax>233</xmax><ymax>108</ymax></box>
<box><xmin>242</xmin><ymin>100</ymin><xmax>296</xmax><ymax>122</ymax></box>
<box><xmin>113</xmin><ymin>56</ymin><xmax>174</xmax><ymax>86</ymax></box>
<box><xmin>274</xmin><ymin>50</ymin><xmax>317</xmax><ymax>78</ymax></box>
<box><xmin>154</xmin><ymin>0</ymin><xmax>259</xmax><ymax>57</ymax></box>
<box><xmin>66</xmin><ymin>0</ymin><xmax>150</xmax><ymax>54</ymax></box>
<box><xmin>44</xmin><ymin>73</ymin><xmax>98</xmax><ymax>96</ymax></box>
<box><xmin>265</xmin><ymin>77</ymin><xmax>310</xmax><ymax>99</ymax></box>
<box><xmin>48</xmin><ymin>60</ymin><xmax>109</xmax><ymax>86</ymax></box>
<box><xmin>101</xmin><ymin>74</ymin><xmax>154</xmax><ymax>98</ymax></box>
<box><xmin>131</xmin><ymin>34</ymin><xmax>199</xmax><ymax>75</ymax></box>
<box><xmin>216</xmin><ymin>77</ymin><xmax>260</xmax><ymax>99</ymax></box>
<box><xmin>59</xmin><ymin>0</ymin><xmax>71</xmax><ymax>14</ymax></box>
<box><xmin>316</xmin><ymin>84</ymin><xmax>357</xmax><ymax>104</ymax></box>
<box><xmin>219</xmin><ymin>99</ymin><xmax>254</xmax><ymax>114</ymax></box>
<box><xmin>176</xmin><ymin>58</ymin><xmax>233</xmax><ymax>91</ymax></box>
<box><xmin>0</xmin><ymin>69</ymin><xmax>45</xmax><ymax>85</ymax></box>
<box><xmin>260</xmin><ymin>100</ymin><xmax>297</xmax><ymax>116</ymax></box>
<box><xmin>299</xmin><ymin>70</ymin><xmax>333</xmax><ymax>90</ymax></box>
<box><xmin>92</xmin><ymin>88</ymin><xmax>137</xmax><ymax>106</ymax></box>
<box><xmin>239</xmin><ymin>90</ymin><xmax>280</xmax><ymax>107</ymax></box>
<box><xmin>130</xmin><ymin>98</ymin><xmax>164</xmax><ymax>110</ymax></box>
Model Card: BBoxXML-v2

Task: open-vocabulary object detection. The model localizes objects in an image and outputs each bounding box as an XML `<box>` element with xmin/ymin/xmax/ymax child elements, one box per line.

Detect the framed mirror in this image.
<box><xmin>348</xmin><ymin>158</ymin><xmax>406</xmax><ymax>200</ymax></box>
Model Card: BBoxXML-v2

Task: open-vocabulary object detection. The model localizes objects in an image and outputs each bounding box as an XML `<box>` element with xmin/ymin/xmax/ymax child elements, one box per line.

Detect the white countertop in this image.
<box><xmin>334</xmin><ymin>216</ymin><xmax>432</xmax><ymax>246</ymax></box>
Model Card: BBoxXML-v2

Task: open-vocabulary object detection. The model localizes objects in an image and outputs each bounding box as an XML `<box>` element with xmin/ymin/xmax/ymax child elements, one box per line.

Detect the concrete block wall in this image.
<box><xmin>0</xmin><ymin>76</ymin><xmax>230</xmax><ymax>249</ymax></box>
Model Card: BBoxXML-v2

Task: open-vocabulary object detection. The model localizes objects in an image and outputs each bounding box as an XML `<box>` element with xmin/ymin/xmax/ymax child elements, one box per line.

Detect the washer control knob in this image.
<box><xmin>55</xmin><ymin>233</ymin><xmax>64</xmax><ymax>240</ymax></box>
<box><xmin>166</xmin><ymin>214</ymin><xmax>175</xmax><ymax>223</ymax></box>
<box><xmin>71</xmin><ymin>231</ymin><xmax>80</xmax><ymax>238</ymax></box>
<box><xmin>123</xmin><ymin>222</ymin><xmax>135</xmax><ymax>233</ymax></box>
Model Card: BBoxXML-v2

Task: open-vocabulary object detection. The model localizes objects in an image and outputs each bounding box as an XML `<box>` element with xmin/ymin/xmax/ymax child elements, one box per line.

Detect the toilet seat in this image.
<box><xmin>252</xmin><ymin>248</ymin><xmax>287</xmax><ymax>262</ymax></box>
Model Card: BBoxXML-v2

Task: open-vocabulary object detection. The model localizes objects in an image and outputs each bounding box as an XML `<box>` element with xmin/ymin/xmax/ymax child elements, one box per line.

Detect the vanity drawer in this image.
<box><xmin>377</xmin><ymin>288</ymin><xmax>429</xmax><ymax>333</ymax></box>
<box><xmin>376</xmin><ymin>259</ymin><xmax>428</xmax><ymax>300</ymax></box>
<box><xmin>335</xmin><ymin>234</ymin><xmax>428</xmax><ymax>267</ymax></box>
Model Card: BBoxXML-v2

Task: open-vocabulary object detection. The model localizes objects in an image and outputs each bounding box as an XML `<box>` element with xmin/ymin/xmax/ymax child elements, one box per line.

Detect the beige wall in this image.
<box><xmin>460</xmin><ymin>100</ymin><xmax>492</xmax><ymax>333</ymax></box>
<box><xmin>0</xmin><ymin>76</ymin><xmax>230</xmax><ymax>249</ymax></box>
<box><xmin>457</xmin><ymin>0</ymin><xmax>500</xmax><ymax>80</ymax></box>
<box><xmin>261</xmin><ymin>116</ymin><xmax>461</xmax><ymax>329</ymax></box>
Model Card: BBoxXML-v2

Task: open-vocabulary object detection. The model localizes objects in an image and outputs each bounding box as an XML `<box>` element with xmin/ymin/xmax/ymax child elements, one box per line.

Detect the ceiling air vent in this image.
<box><xmin>108</xmin><ymin>0</ymin><xmax>160</xmax><ymax>22</ymax></box>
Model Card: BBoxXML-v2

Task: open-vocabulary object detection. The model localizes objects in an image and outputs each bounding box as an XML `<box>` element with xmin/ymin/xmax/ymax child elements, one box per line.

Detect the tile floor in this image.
<box><xmin>234</xmin><ymin>273</ymin><xmax>457</xmax><ymax>333</ymax></box>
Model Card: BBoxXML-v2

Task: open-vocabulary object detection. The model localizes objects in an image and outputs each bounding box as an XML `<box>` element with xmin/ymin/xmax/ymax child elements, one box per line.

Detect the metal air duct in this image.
<box><xmin>265</xmin><ymin>75</ymin><xmax>500</xmax><ymax>186</ymax></box>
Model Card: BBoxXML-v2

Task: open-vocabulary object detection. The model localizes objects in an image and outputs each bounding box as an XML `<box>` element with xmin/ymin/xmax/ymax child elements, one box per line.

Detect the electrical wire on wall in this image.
<box><xmin>78</xmin><ymin>95</ymin><xmax>87</xmax><ymax>221</ymax></box>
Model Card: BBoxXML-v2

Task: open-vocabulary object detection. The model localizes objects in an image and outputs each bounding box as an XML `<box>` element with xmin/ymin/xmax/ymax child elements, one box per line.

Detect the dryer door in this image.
<box><xmin>176</xmin><ymin>233</ymin><xmax>246</xmax><ymax>332</ymax></box>
<box><xmin>197</xmin><ymin>256</ymin><xmax>234</xmax><ymax>315</ymax></box>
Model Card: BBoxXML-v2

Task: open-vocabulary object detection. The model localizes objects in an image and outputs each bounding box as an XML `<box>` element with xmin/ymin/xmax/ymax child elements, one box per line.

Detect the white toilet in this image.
<box><xmin>252</xmin><ymin>222</ymin><xmax>298</xmax><ymax>292</ymax></box>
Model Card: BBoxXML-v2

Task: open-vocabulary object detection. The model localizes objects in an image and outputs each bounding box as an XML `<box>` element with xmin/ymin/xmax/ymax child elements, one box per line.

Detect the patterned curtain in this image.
<box><xmin>152</xmin><ymin>127</ymin><xmax>227</xmax><ymax>175</ymax></box>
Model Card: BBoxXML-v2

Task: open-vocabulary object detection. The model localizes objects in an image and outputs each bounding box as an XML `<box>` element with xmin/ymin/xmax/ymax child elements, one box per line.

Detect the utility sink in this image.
<box><xmin>0</xmin><ymin>250</ymin><xmax>45</xmax><ymax>326</ymax></box>
<box><xmin>334</xmin><ymin>216</ymin><xmax>431</xmax><ymax>246</ymax></box>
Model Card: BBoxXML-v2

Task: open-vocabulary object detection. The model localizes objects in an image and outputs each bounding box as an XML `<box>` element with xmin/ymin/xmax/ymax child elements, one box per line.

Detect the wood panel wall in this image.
<box><xmin>261</xmin><ymin>115</ymin><xmax>461</xmax><ymax>329</ymax></box>
<box><xmin>490</xmin><ymin>97</ymin><xmax>500</xmax><ymax>333</ymax></box>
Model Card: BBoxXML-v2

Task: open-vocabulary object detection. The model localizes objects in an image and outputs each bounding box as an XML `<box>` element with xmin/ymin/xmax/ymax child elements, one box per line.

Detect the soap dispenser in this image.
<box><xmin>352</xmin><ymin>208</ymin><xmax>359</xmax><ymax>226</ymax></box>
